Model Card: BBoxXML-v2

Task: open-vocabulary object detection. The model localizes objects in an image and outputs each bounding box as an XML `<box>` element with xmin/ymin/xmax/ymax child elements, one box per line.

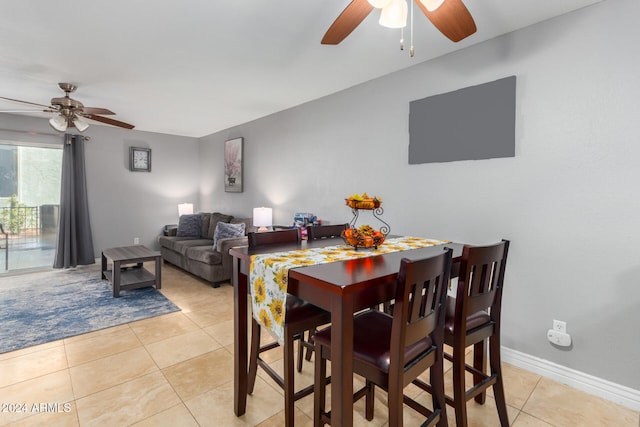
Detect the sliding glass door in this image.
<box><xmin>0</xmin><ymin>142</ymin><xmax>62</xmax><ymax>272</ymax></box>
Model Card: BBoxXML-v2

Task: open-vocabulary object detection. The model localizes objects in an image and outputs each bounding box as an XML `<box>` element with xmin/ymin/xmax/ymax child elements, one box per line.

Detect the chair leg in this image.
<box><xmin>452</xmin><ymin>345</ymin><xmax>469</xmax><ymax>427</ymax></box>
<box><xmin>284</xmin><ymin>330</ymin><xmax>296</xmax><ymax>427</ymax></box>
<box><xmin>387</xmin><ymin>376</ymin><xmax>403</xmax><ymax>427</ymax></box>
<box><xmin>305</xmin><ymin>328</ymin><xmax>316</xmax><ymax>362</ymax></box>
<box><xmin>489</xmin><ymin>335</ymin><xmax>509</xmax><ymax>427</ymax></box>
<box><xmin>431</xmin><ymin>354</ymin><xmax>448</xmax><ymax>427</ymax></box>
<box><xmin>365</xmin><ymin>380</ymin><xmax>375</xmax><ymax>421</ymax></box>
<box><xmin>297</xmin><ymin>334</ymin><xmax>304</xmax><ymax>373</ymax></box>
<box><xmin>314</xmin><ymin>344</ymin><xmax>327</xmax><ymax>427</ymax></box>
<box><xmin>247</xmin><ymin>319</ymin><xmax>261</xmax><ymax>395</ymax></box>
<box><xmin>473</xmin><ymin>339</ymin><xmax>487</xmax><ymax>404</ymax></box>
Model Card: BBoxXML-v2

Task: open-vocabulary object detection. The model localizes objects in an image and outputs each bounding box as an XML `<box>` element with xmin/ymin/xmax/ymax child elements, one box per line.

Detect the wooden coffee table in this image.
<box><xmin>101</xmin><ymin>245</ymin><xmax>162</xmax><ymax>297</ymax></box>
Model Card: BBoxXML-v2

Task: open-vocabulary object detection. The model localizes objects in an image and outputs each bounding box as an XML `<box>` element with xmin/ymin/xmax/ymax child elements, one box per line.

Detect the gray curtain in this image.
<box><xmin>54</xmin><ymin>134</ymin><xmax>95</xmax><ymax>268</ymax></box>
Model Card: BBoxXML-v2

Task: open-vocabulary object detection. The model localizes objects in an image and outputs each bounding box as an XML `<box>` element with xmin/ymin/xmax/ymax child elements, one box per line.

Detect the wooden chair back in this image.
<box><xmin>307</xmin><ymin>223</ymin><xmax>348</xmax><ymax>240</ymax></box>
<box><xmin>391</xmin><ymin>249</ymin><xmax>452</xmax><ymax>381</ymax></box>
<box><xmin>248</xmin><ymin>228</ymin><xmax>301</xmax><ymax>248</ymax></box>
<box><xmin>451</xmin><ymin>239</ymin><xmax>510</xmax><ymax>343</ymax></box>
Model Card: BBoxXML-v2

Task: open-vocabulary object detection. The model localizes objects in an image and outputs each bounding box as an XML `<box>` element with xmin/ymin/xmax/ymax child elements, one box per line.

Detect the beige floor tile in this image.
<box><xmin>62</xmin><ymin>323</ymin><xmax>130</xmax><ymax>345</ymax></box>
<box><xmin>185</xmin><ymin>377</ymin><xmax>284</xmax><ymax>427</ymax></box>
<box><xmin>256</xmin><ymin>407</ymin><xmax>314</xmax><ymax>427</ymax></box>
<box><xmin>64</xmin><ymin>326</ymin><xmax>142</xmax><ymax>367</ymax></box>
<box><xmin>74</xmin><ymin>371</ymin><xmax>180</xmax><ymax>426</ymax></box>
<box><xmin>0</xmin><ymin>339</ymin><xmax>64</xmax><ymax>362</ymax></box>
<box><xmin>494</xmin><ymin>363</ymin><xmax>542</xmax><ymax>410</ymax></box>
<box><xmin>183</xmin><ymin>299</ymin><xmax>235</xmax><ymax>327</ymax></box>
<box><xmin>0</xmin><ymin>370</ymin><xmax>74</xmax><ymax>425</ymax></box>
<box><xmin>162</xmin><ymin>347</ymin><xmax>234</xmax><ymax>400</ymax></box>
<box><xmin>129</xmin><ymin>311</ymin><xmax>199</xmax><ymax>345</ymax></box>
<box><xmin>522</xmin><ymin>377</ymin><xmax>639</xmax><ymax>427</ymax></box>
<box><xmin>69</xmin><ymin>347</ymin><xmax>158</xmax><ymax>398</ymax></box>
<box><xmin>512</xmin><ymin>411</ymin><xmax>555</xmax><ymax>426</ymax></box>
<box><xmin>0</xmin><ymin>345</ymin><xmax>68</xmax><ymax>388</ymax></box>
<box><xmin>204</xmin><ymin>318</ymin><xmax>235</xmax><ymax>346</ymax></box>
<box><xmin>130</xmin><ymin>403</ymin><xmax>199</xmax><ymax>427</ymax></box>
<box><xmin>144</xmin><ymin>328</ymin><xmax>221</xmax><ymax>368</ymax></box>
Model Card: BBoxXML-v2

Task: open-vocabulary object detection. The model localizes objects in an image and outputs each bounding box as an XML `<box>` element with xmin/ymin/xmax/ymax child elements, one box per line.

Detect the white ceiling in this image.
<box><xmin>1</xmin><ymin>0</ymin><xmax>601</xmax><ymax>138</ymax></box>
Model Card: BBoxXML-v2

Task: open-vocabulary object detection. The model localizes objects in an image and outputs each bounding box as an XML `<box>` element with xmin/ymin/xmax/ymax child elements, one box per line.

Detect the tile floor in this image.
<box><xmin>1</xmin><ymin>262</ymin><xmax>638</xmax><ymax>426</ymax></box>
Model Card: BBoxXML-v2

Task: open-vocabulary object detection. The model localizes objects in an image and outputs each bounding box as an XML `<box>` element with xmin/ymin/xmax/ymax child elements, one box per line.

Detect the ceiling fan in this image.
<box><xmin>0</xmin><ymin>82</ymin><xmax>134</xmax><ymax>132</ymax></box>
<box><xmin>321</xmin><ymin>0</ymin><xmax>476</xmax><ymax>45</ymax></box>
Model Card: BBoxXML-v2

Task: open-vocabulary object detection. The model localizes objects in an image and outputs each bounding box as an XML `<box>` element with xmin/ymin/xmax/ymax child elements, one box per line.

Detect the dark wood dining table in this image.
<box><xmin>230</xmin><ymin>237</ymin><xmax>463</xmax><ymax>427</ymax></box>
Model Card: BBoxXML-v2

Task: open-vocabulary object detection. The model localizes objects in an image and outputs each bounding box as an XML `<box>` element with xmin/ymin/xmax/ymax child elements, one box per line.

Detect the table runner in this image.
<box><xmin>249</xmin><ymin>236</ymin><xmax>448</xmax><ymax>343</ymax></box>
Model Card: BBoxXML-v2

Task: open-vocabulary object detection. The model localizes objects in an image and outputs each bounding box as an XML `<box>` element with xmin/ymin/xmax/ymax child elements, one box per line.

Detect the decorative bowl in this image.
<box><xmin>341</xmin><ymin>227</ymin><xmax>385</xmax><ymax>249</ymax></box>
<box><xmin>345</xmin><ymin>198</ymin><xmax>381</xmax><ymax>210</ymax></box>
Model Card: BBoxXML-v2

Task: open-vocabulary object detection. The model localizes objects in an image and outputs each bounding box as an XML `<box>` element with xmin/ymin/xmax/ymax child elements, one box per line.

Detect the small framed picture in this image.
<box><xmin>129</xmin><ymin>147</ymin><xmax>151</xmax><ymax>172</ymax></box>
<box><xmin>224</xmin><ymin>138</ymin><xmax>243</xmax><ymax>192</ymax></box>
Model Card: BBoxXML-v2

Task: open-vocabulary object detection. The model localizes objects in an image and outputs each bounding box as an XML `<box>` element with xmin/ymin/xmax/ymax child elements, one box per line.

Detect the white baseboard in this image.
<box><xmin>502</xmin><ymin>347</ymin><xmax>640</xmax><ymax>412</ymax></box>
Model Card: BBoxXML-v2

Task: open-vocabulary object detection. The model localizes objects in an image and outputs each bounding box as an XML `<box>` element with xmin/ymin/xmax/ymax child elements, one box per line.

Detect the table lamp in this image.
<box><xmin>253</xmin><ymin>207</ymin><xmax>272</xmax><ymax>232</ymax></box>
<box><xmin>178</xmin><ymin>203</ymin><xmax>194</xmax><ymax>218</ymax></box>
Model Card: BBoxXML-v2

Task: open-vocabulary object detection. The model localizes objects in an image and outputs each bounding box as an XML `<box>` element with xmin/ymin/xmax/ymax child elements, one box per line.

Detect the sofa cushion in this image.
<box><xmin>200</xmin><ymin>213</ymin><xmax>212</xmax><ymax>238</ymax></box>
<box><xmin>231</xmin><ymin>217</ymin><xmax>255</xmax><ymax>234</ymax></box>
<box><xmin>161</xmin><ymin>237</ymin><xmax>213</xmax><ymax>255</ymax></box>
<box><xmin>186</xmin><ymin>246</ymin><xmax>223</xmax><ymax>265</ymax></box>
<box><xmin>177</xmin><ymin>214</ymin><xmax>202</xmax><ymax>237</ymax></box>
<box><xmin>213</xmin><ymin>222</ymin><xmax>246</xmax><ymax>248</ymax></box>
<box><xmin>207</xmin><ymin>212</ymin><xmax>233</xmax><ymax>239</ymax></box>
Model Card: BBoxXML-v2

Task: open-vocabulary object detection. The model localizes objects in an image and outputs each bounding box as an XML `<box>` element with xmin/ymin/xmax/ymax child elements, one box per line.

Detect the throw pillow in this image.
<box><xmin>213</xmin><ymin>221</ymin><xmax>246</xmax><ymax>250</ymax></box>
<box><xmin>176</xmin><ymin>214</ymin><xmax>202</xmax><ymax>238</ymax></box>
<box><xmin>207</xmin><ymin>212</ymin><xmax>234</xmax><ymax>239</ymax></box>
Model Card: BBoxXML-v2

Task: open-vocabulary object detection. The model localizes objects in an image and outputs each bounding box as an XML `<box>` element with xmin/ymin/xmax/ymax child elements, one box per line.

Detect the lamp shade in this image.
<box><xmin>379</xmin><ymin>0</ymin><xmax>408</xmax><ymax>28</ymax></box>
<box><xmin>49</xmin><ymin>115</ymin><xmax>68</xmax><ymax>132</ymax></box>
<box><xmin>178</xmin><ymin>203</ymin><xmax>194</xmax><ymax>217</ymax></box>
<box><xmin>420</xmin><ymin>0</ymin><xmax>445</xmax><ymax>11</ymax></box>
<box><xmin>368</xmin><ymin>0</ymin><xmax>391</xmax><ymax>8</ymax></box>
<box><xmin>73</xmin><ymin>115</ymin><xmax>89</xmax><ymax>132</ymax></box>
<box><xmin>253</xmin><ymin>207</ymin><xmax>273</xmax><ymax>231</ymax></box>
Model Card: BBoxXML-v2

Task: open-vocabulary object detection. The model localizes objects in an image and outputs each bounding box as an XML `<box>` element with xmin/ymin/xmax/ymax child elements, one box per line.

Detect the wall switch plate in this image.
<box><xmin>134</xmin><ymin>237</ymin><xmax>140</xmax><ymax>245</ymax></box>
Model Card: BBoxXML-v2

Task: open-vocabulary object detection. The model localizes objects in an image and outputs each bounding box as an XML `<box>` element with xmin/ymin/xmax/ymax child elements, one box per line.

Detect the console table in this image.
<box><xmin>101</xmin><ymin>245</ymin><xmax>162</xmax><ymax>297</ymax></box>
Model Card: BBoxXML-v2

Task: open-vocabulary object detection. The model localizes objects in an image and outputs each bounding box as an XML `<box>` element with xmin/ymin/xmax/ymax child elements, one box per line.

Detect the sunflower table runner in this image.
<box><xmin>249</xmin><ymin>236</ymin><xmax>448</xmax><ymax>343</ymax></box>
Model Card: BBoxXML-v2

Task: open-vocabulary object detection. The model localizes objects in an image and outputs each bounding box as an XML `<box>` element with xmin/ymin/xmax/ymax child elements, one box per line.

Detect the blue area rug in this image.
<box><xmin>0</xmin><ymin>265</ymin><xmax>180</xmax><ymax>354</ymax></box>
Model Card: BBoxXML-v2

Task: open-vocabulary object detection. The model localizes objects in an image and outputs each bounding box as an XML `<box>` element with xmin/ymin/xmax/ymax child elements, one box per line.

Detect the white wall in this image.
<box><xmin>199</xmin><ymin>0</ymin><xmax>640</xmax><ymax>391</ymax></box>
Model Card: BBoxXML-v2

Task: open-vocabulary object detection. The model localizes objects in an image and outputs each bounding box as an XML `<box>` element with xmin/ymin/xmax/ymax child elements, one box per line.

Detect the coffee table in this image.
<box><xmin>101</xmin><ymin>245</ymin><xmax>162</xmax><ymax>297</ymax></box>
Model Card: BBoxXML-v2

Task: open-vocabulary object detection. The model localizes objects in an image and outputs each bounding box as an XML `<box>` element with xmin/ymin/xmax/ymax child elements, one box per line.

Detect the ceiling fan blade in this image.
<box><xmin>0</xmin><ymin>96</ymin><xmax>55</xmax><ymax>110</ymax></box>
<box><xmin>82</xmin><ymin>107</ymin><xmax>115</xmax><ymax>115</ymax></box>
<box><xmin>415</xmin><ymin>0</ymin><xmax>476</xmax><ymax>42</ymax></box>
<box><xmin>322</xmin><ymin>0</ymin><xmax>374</xmax><ymax>45</ymax></box>
<box><xmin>0</xmin><ymin>109</ymin><xmax>55</xmax><ymax>113</ymax></box>
<box><xmin>86</xmin><ymin>114</ymin><xmax>135</xmax><ymax>130</ymax></box>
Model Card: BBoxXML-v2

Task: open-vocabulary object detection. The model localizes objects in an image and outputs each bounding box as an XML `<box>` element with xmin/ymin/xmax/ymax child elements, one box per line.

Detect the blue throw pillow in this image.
<box><xmin>213</xmin><ymin>221</ymin><xmax>246</xmax><ymax>249</ymax></box>
<box><xmin>176</xmin><ymin>214</ymin><xmax>202</xmax><ymax>238</ymax></box>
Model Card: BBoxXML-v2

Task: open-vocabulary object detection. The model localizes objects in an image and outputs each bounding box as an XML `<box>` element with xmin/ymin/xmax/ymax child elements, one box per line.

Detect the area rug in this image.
<box><xmin>0</xmin><ymin>265</ymin><xmax>180</xmax><ymax>354</ymax></box>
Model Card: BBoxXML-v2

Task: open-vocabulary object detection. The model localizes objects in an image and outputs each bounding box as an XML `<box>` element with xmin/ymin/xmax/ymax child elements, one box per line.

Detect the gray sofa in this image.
<box><xmin>159</xmin><ymin>212</ymin><xmax>253</xmax><ymax>287</ymax></box>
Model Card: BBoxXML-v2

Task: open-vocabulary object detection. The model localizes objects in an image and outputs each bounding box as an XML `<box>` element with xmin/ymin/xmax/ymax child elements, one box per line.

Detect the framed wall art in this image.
<box><xmin>224</xmin><ymin>137</ymin><xmax>243</xmax><ymax>192</ymax></box>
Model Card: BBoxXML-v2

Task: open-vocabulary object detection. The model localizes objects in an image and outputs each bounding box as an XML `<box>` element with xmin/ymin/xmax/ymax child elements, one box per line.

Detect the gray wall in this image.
<box><xmin>0</xmin><ymin>114</ymin><xmax>200</xmax><ymax>251</ymax></box>
<box><xmin>199</xmin><ymin>0</ymin><xmax>640</xmax><ymax>390</ymax></box>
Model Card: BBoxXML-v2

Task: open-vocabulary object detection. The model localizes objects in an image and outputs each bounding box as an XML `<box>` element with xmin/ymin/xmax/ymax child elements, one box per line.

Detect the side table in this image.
<box><xmin>101</xmin><ymin>245</ymin><xmax>162</xmax><ymax>297</ymax></box>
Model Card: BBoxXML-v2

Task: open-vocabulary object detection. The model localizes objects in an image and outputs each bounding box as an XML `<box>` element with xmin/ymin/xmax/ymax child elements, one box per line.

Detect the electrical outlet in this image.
<box><xmin>134</xmin><ymin>237</ymin><xmax>140</xmax><ymax>245</ymax></box>
<box><xmin>553</xmin><ymin>319</ymin><xmax>567</xmax><ymax>333</ymax></box>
